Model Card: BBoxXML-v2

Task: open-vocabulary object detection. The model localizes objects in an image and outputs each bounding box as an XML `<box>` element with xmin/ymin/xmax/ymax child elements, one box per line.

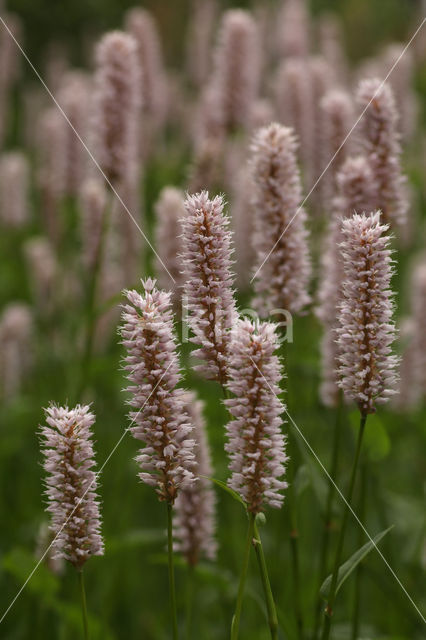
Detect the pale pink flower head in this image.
<box><xmin>0</xmin><ymin>151</ymin><xmax>30</xmax><ymax>227</ymax></box>
<box><xmin>154</xmin><ymin>186</ymin><xmax>186</xmax><ymax>301</ymax></box>
<box><xmin>120</xmin><ymin>279</ymin><xmax>196</xmax><ymax>503</ymax></box>
<box><xmin>58</xmin><ymin>71</ymin><xmax>91</xmax><ymax>195</ymax></box>
<box><xmin>356</xmin><ymin>79</ymin><xmax>408</xmax><ymax>232</ymax></box>
<box><xmin>79</xmin><ymin>178</ymin><xmax>107</xmax><ymax>271</ymax></box>
<box><xmin>125</xmin><ymin>8</ymin><xmax>167</xmax><ymax>125</ymax></box>
<box><xmin>181</xmin><ymin>191</ymin><xmax>237</xmax><ymax>385</ymax></box>
<box><xmin>410</xmin><ymin>258</ymin><xmax>426</xmax><ymax>402</ymax></box>
<box><xmin>0</xmin><ymin>302</ymin><xmax>33</xmax><ymax>399</ymax></box>
<box><xmin>250</xmin><ymin>123</ymin><xmax>311</xmax><ymax>316</ymax></box>
<box><xmin>213</xmin><ymin>9</ymin><xmax>261</xmax><ymax>131</ymax></box>
<box><xmin>276</xmin><ymin>0</ymin><xmax>310</xmax><ymax>58</ymax></box>
<box><xmin>174</xmin><ymin>391</ymin><xmax>217</xmax><ymax>566</ymax></box>
<box><xmin>40</xmin><ymin>404</ymin><xmax>104</xmax><ymax>569</ymax></box>
<box><xmin>92</xmin><ymin>31</ymin><xmax>141</xmax><ymax>185</ymax></box>
<box><xmin>276</xmin><ymin>57</ymin><xmax>314</xmax><ymax>184</ymax></box>
<box><xmin>225</xmin><ymin>319</ymin><xmax>288</xmax><ymax>513</ymax></box>
<box><xmin>336</xmin><ymin>212</ymin><xmax>399</xmax><ymax>415</ymax></box>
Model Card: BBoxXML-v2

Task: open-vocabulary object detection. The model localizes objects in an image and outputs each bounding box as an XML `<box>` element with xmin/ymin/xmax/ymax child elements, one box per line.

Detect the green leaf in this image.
<box><xmin>293</xmin><ymin>464</ymin><xmax>310</xmax><ymax>497</ymax></box>
<box><xmin>202</xmin><ymin>476</ymin><xmax>247</xmax><ymax>510</ymax></box>
<box><xmin>320</xmin><ymin>526</ymin><xmax>394</xmax><ymax>599</ymax></box>
<box><xmin>2</xmin><ymin>547</ymin><xmax>59</xmax><ymax>601</ymax></box>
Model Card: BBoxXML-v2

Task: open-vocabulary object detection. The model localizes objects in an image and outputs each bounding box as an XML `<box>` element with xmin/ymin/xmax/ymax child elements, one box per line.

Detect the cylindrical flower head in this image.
<box><xmin>174</xmin><ymin>391</ymin><xmax>217</xmax><ymax>566</ymax></box>
<box><xmin>40</xmin><ymin>404</ymin><xmax>104</xmax><ymax>569</ymax></box>
<box><xmin>411</xmin><ymin>259</ymin><xmax>426</xmax><ymax>400</ymax></box>
<box><xmin>381</xmin><ymin>44</ymin><xmax>417</xmax><ymax>142</ymax></box>
<box><xmin>317</xmin><ymin>156</ymin><xmax>376</xmax><ymax>407</ymax></box>
<box><xmin>58</xmin><ymin>72</ymin><xmax>91</xmax><ymax>196</ymax></box>
<box><xmin>251</xmin><ymin>123</ymin><xmax>311</xmax><ymax>316</ymax></box>
<box><xmin>181</xmin><ymin>191</ymin><xmax>237</xmax><ymax>385</ymax></box>
<box><xmin>356</xmin><ymin>79</ymin><xmax>408</xmax><ymax>232</ymax></box>
<box><xmin>232</xmin><ymin>166</ymin><xmax>256</xmax><ymax>290</ymax></box>
<box><xmin>276</xmin><ymin>0</ymin><xmax>310</xmax><ymax>58</ymax></box>
<box><xmin>317</xmin><ymin>13</ymin><xmax>348</xmax><ymax>84</ymax></box>
<box><xmin>120</xmin><ymin>279</ymin><xmax>196</xmax><ymax>503</ymax></box>
<box><xmin>79</xmin><ymin>178</ymin><xmax>107</xmax><ymax>271</ymax></box>
<box><xmin>276</xmin><ymin>57</ymin><xmax>314</xmax><ymax>186</ymax></box>
<box><xmin>154</xmin><ymin>186</ymin><xmax>186</xmax><ymax>302</ymax></box>
<box><xmin>186</xmin><ymin>0</ymin><xmax>217</xmax><ymax>88</ymax></box>
<box><xmin>319</xmin><ymin>89</ymin><xmax>354</xmax><ymax>206</ymax></box>
<box><xmin>125</xmin><ymin>8</ymin><xmax>167</xmax><ymax>125</ymax></box>
<box><xmin>225</xmin><ymin>319</ymin><xmax>288</xmax><ymax>513</ymax></box>
<box><xmin>213</xmin><ymin>9</ymin><xmax>261</xmax><ymax>131</ymax></box>
<box><xmin>0</xmin><ymin>151</ymin><xmax>30</xmax><ymax>227</ymax></box>
<box><xmin>336</xmin><ymin>212</ymin><xmax>399</xmax><ymax>415</ymax></box>
<box><xmin>92</xmin><ymin>31</ymin><xmax>141</xmax><ymax>184</ymax></box>
<box><xmin>0</xmin><ymin>302</ymin><xmax>32</xmax><ymax>399</ymax></box>
<box><xmin>24</xmin><ymin>236</ymin><xmax>57</xmax><ymax>316</ymax></box>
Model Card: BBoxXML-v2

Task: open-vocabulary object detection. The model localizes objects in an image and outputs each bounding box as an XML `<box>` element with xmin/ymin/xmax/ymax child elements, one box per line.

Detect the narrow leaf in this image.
<box><xmin>320</xmin><ymin>526</ymin><xmax>393</xmax><ymax>599</ymax></box>
<box><xmin>202</xmin><ymin>476</ymin><xmax>247</xmax><ymax>510</ymax></box>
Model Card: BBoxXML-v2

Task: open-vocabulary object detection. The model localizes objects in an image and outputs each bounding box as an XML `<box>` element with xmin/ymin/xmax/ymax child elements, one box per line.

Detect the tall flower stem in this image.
<box><xmin>77</xmin><ymin>194</ymin><xmax>111</xmax><ymax>398</ymax></box>
<box><xmin>351</xmin><ymin>460</ymin><xmax>367</xmax><ymax>640</ymax></box>
<box><xmin>167</xmin><ymin>502</ymin><xmax>179</xmax><ymax>640</ymax></box>
<box><xmin>231</xmin><ymin>512</ymin><xmax>255</xmax><ymax>640</ymax></box>
<box><xmin>185</xmin><ymin>564</ymin><xmax>195</xmax><ymax>640</ymax></box>
<box><xmin>313</xmin><ymin>395</ymin><xmax>343</xmax><ymax>639</ymax></box>
<box><xmin>282</xmin><ymin>338</ymin><xmax>304</xmax><ymax>639</ymax></box>
<box><xmin>253</xmin><ymin>518</ymin><xmax>279</xmax><ymax>640</ymax></box>
<box><xmin>321</xmin><ymin>414</ymin><xmax>367</xmax><ymax>640</ymax></box>
<box><xmin>78</xmin><ymin>570</ymin><xmax>89</xmax><ymax>640</ymax></box>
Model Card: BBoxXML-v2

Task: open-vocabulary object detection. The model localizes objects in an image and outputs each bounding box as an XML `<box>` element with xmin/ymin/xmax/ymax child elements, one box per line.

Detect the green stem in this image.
<box><xmin>321</xmin><ymin>414</ymin><xmax>367</xmax><ymax>640</ymax></box>
<box><xmin>167</xmin><ymin>502</ymin><xmax>179</xmax><ymax>640</ymax></box>
<box><xmin>313</xmin><ymin>396</ymin><xmax>343</xmax><ymax>640</ymax></box>
<box><xmin>76</xmin><ymin>195</ymin><xmax>111</xmax><ymax>399</ymax></box>
<box><xmin>78</xmin><ymin>570</ymin><xmax>89</xmax><ymax>640</ymax></box>
<box><xmin>185</xmin><ymin>564</ymin><xmax>195</xmax><ymax>640</ymax></box>
<box><xmin>231</xmin><ymin>512</ymin><xmax>255</xmax><ymax>640</ymax></box>
<box><xmin>253</xmin><ymin>518</ymin><xmax>279</xmax><ymax>640</ymax></box>
<box><xmin>288</xmin><ymin>448</ymin><xmax>304</xmax><ymax>639</ymax></box>
<box><xmin>351</xmin><ymin>461</ymin><xmax>367</xmax><ymax>640</ymax></box>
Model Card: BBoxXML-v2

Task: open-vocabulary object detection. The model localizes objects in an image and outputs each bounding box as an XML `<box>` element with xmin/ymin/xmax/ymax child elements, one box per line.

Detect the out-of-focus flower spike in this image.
<box><xmin>0</xmin><ymin>302</ymin><xmax>32</xmax><ymax>400</ymax></box>
<box><xmin>186</xmin><ymin>0</ymin><xmax>218</xmax><ymax>88</ymax></box>
<box><xmin>0</xmin><ymin>151</ymin><xmax>30</xmax><ymax>227</ymax></box>
<box><xmin>174</xmin><ymin>391</ymin><xmax>217</xmax><ymax>565</ymax></box>
<box><xmin>251</xmin><ymin>123</ymin><xmax>311</xmax><ymax>317</ymax></box>
<box><xmin>276</xmin><ymin>0</ymin><xmax>310</xmax><ymax>59</ymax></box>
<box><xmin>79</xmin><ymin>178</ymin><xmax>107</xmax><ymax>271</ymax></box>
<box><xmin>212</xmin><ymin>9</ymin><xmax>261</xmax><ymax>132</ymax></box>
<box><xmin>356</xmin><ymin>78</ymin><xmax>408</xmax><ymax>233</ymax></box>
<box><xmin>154</xmin><ymin>186</ymin><xmax>186</xmax><ymax>306</ymax></box>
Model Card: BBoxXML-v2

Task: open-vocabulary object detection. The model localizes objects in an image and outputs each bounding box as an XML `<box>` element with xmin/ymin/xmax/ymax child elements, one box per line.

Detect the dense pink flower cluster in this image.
<box><xmin>174</xmin><ymin>391</ymin><xmax>217</xmax><ymax>566</ymax></box>
<box><xmin>213</xmin><ymin>9</ymin><xmax>260</xmax><ymax>131</ymax></box>
<box><xmin>317</xmin><ymin>156</ymin><xmax>376</xmax><ymax>406</ymax></box>
<box><xmin>120</xmin><ymin>279</ymin><xmax>196</xmax><ymax>503</ymax></box>
<box><xmin>225</xmin><ymin>319</ymin><xmax>288</xmax><ymax>513</ymax></box>
<box><xmin>181</xmin><ymin>191</ymin><xmax>236</xmax><ymax>385</ymax></box>
<box><xmin>92</xmin><ymin>31</ymin><xmax>141</xmax><ymax>184</ymax></box>
<box><xmin>154</xmin><ymin>186</ymin><xmax>186</xmax><ymax>302</ymax></box>
<box><xmin>336</xmin><ymin>212</ymin><xmax>399</xmax><ymax>415</ymax></box>
<box><xmin>40</xmin><ymin>404</ymin><xmax>104</xmax><ymax>569</ymax></box>
<box><xmin>251</xmin><ymin>123</ymin><xmax>311</xmax><ymax>316</ymax></box>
